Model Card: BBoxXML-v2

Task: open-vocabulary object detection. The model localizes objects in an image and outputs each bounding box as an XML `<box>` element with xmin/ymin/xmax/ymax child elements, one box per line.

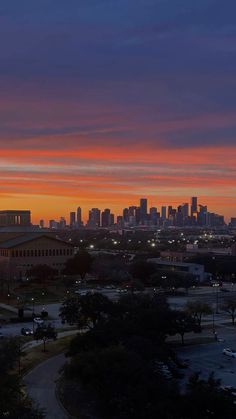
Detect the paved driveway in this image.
<box><xmin>24</xmin><ymin>353</ymin><xmax>69</xmax><ymax>419</ymax></box>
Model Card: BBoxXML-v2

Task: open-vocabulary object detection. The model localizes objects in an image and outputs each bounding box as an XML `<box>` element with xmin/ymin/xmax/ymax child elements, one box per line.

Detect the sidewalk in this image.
<box><xmin>23</xmin><ymin>329</ymin><xmax>79</xmax><ymax>351</ymax></box>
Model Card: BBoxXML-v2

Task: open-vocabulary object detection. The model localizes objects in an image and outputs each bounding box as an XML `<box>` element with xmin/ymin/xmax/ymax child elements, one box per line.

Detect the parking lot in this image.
<box><xmin>178</xmin><ymin>331</ymin><xmax>236</xmax><ymax>388</ymax></box>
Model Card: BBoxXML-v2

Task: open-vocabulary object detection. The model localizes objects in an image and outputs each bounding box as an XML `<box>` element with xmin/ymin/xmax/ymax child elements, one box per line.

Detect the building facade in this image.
<box><xmin>0</xmin><ymin>234</ymin><xmax>74</xmax><ymax>280</ymax></box>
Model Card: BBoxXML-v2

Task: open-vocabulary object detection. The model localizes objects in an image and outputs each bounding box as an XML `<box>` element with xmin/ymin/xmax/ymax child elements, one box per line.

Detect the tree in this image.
<box><xmin>221</xmin><ymin>298</ymin><xmax>236</xmax><ymax>324</ymax></box>
<box><xmin>182</xmin><ymin>372</ymin><xmax>236</xmax><ymax>418</ymax></box>
<box><xmin>91</xmin><ymin>254</ymin><xmax>129</xmax><ymax>283</ymax></box>
<box><xmin>60</xmin><ymin>292</ymin><xmax>112</xmax><ymax>329</ymax></box>
<box><xmin>60</xmin><ymin>295</ymin><xmax>85</xmax><ymax>327</ymax></box>
<box><xmin>34</xmin><ymin>324</ymin><xmax>57</xmax><ymax>352</ymax></box>
<box><xmin>172</xmin><ymin>311</ymin><xmax>200</xmax><ymax>345</ymax></box>
<box><xmin>185</xmin><ymin>301</ymin><xmax>212</xmax><ymax>327</ymax></box>
<box><xmin>129</xmin><ymin>260</ymin><xmax>156</xmax><ymax>283</ymax></box>
<box><xmin>63</xmin><ymin>346</ymin><xmax>178</xmax><ymax>419</ymax></box>
<box><xmin>27</xmin><ymin>264</ymin><xmax>57</xmax><ymax>282</ymax></box>
<box><xmin>63</xmin><ymin>250</ymin><xmax>93</xmax><ymax>281</ymax></box>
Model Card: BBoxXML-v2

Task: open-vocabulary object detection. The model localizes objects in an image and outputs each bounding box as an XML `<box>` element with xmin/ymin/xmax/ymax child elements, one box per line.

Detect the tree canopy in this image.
<box><xmin>63</xmin><ymin>250</ymin><xmax>93</xmax><ymax>280</ymax></box>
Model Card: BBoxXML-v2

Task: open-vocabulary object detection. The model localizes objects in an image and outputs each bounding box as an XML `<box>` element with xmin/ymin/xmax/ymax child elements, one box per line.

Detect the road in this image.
<box><xmin>24</xmin><ymin>353</ymin><xmax>69</xmax><ymax>419</ymax></box>
<box><xmin>1</xmin><ymin>284</ymin><xmax>236</xmax><ymax>338</ymax></box>
<box><xmin>0</xmin><ymin>319</ymin><xmax>74</xmax><ymax>337</ymax></box>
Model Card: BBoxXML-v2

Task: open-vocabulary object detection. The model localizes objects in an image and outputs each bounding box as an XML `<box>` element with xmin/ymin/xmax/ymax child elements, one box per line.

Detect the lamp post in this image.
<box><xmin>32</xmin><ymin>297</ymin><xmax>35</xmax><ymax>331</ymax></box>
<box><xmin>212</xmin><ymin>309</ymin><xmax>215</xmax><ymax>333</ymax></box>
<box><xmin>212</xmin><ymin>283</ymin><xmax>220</xmax><ymax>314</ymax></box>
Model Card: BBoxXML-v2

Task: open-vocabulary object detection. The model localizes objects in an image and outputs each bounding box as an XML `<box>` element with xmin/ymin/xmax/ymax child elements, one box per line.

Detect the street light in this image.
<box><xmin>31</xmin><ymin>297</ymin><xmax>35</xmax><ymax>315</ymax></box>
<box><xmin>212</xmin><ymin>283</ymin><xmax>220</xmax><ymax>314</ymax></box>
<box><xmin>32</xmin><ymin>297</ymin><xmax>35</xmax><ymax>332</ymax></box>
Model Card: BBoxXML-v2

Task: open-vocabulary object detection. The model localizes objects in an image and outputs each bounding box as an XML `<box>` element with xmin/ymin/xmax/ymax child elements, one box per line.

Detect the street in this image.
<box><xmin>24</xmin><ymin>353</ymin><xmax>69</xmax><ymax>419</ymax></box>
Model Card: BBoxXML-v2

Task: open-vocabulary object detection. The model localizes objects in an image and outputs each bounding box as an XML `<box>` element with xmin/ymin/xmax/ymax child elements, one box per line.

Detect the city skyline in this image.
<box><xmin>0</xmin><ymin>1</ymin><xmax>235</xmax><ymax>223</ymax></box>
<box><xmin>37</xmin><ymin>196</ymin><xmax>228</xmax><ymax>228</ymax></box>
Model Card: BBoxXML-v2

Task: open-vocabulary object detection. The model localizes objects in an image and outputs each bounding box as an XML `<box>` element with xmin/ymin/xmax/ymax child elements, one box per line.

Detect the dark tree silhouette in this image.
<box><xmin>64</xmin><ymin>250</ymin><xmax>93</xmax><ymax>281</ymax></box>
<box><xmin>185</xmin><ymin>301</ymin><xmax>212</xmax><ymax>327</ymax></box>
<box><xmin>221</xmin><ymin>298</ymin><xmax>236</xmax><ymax>325</ymax></box>
<box><xmin>34</xmin><ymin>324</ymin><xmax>57</xmax><ymax>352</ymax></box>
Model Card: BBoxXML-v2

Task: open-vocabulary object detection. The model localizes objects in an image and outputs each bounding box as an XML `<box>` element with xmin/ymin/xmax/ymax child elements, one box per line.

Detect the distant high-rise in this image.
<box><xmin>110</xmin><ymin>213</ymin><xmax>115</xmax><ymax>226</ymax></box>
<box><xmin>135</xmin><ymin>207</ymin><xmax>141</xmax><ymax>225</ymax></box>
<box><xmin>39</xmin><ymin>219</ymin><xmax>44</xmax><ymax>228</ymax></box>
<box><xmin>59</xmin><ymin>217</ymin><xmax>66</xmax><ymax>229</ymax></box>
<box><xmin>191</xmin><ymin>197</ymin><xmax>198</xmax><ymax>216</ymax></box>
<box><xmin>161</xmin><ymin>206</ymin><xmax>167</xmax><ymax>220</ymax></box>
<box><xmin>128</xmin><ymin>206</ymin><xmax>137</xmax><ymax>217</ymax></box>
<box><xmin>49</xmin><ymin>219</ymin><xmax>58</xmax><ymax>229</ymax></box>
<box><xmin>168</xmin><ymin>206</ymin><xmax>173</xmax><ymax>218</ymax></box>
<box><xmin>150</xmin><ymin>207</ymin><xmax>157</xmax><ymax>225</ymax></box>
<box><xmin>88</xmin><ymin>208</ymin><xmax>101</xmax><ymax>227</ymax></box>
<box><xmin>117</xmin><ymin>215</ymin><xmax>123</xmax><ymax>227</ymax></box>
<box><xmin>140</xmin><ymin>198</ymin><xmax>148</xmax><ymax>224</ymax></box>
<box><xmin>101</xmin><ymin>209</ymin><xmax>111</xmax><ymax>228</ymax></box>
<box><xmin>77</xmin><ymin>207</ymin><xmax>82</xmax><ymax>227</ymax></box>
<box><xmin>181</xmin><ymin>203</ymin><xmax>189</xmax><ymax>218</ymax></box>
<box><xmin>123</xmin><ymin>208</ymin><xmax>129</xmax><ymax>224</ymax></box>
<box><xmin>70</xmin><ymin>212</ymin><xmax>76</xmax><ymax>228</ymax></box>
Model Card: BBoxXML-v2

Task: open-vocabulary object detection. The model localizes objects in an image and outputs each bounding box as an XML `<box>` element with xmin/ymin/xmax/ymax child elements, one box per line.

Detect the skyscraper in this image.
<box><xmin>88</xmin><ymin>208</ymin><xmax>101</xmax><ymax>227</ymax></box>
<box><xmin>101</xmin><ymin>209</ymin><xmax>111</xmax><ymax>227</ymax></box>
<box><xmin>140</xmin><ymin>198</ymin><xmax>148</xmax><ymax>224</ymax></box>
<box><xmin>150</xmin><ymin>207</ymin><xmax>157</xmax><ymax>225</ymax></box>
<box><xmin>39</xmin><ymin>219</ymin><xmax>44</xmax><ymax>228</ymax></box>
<box><xmin>77</xmin><ymin>207</ymin><xmax>82</xmax><ymax>227</ymax></box>
<box><xmin>191</xmin><ymin>197</ymin><xmax>198</xmax><ymax>216</ymax></box>
<box><xmin>123</xmin><ymin>208</ymin><xmax>129</xmax><ymax>224</ymax></box>
<box><xmin>161</xmin><ymin>206</ymin><xmax>167</xmax><ymax>220</ymax></box>
<box><xmin>70</xmin><ymin>211</ymin><xmax>76</xmax><ymax>228</ymax></box>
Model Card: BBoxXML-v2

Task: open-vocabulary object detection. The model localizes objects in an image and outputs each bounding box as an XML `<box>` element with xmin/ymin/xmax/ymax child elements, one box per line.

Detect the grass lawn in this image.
<box><xmin>0</xmin><ymin>307</ymin><xmax>16</xmax><ymax>316</ymax></box>
<box><xmin>20</xmin><ymin>335</ymin><xmax>74</xmax><ymax>376</ymax></box>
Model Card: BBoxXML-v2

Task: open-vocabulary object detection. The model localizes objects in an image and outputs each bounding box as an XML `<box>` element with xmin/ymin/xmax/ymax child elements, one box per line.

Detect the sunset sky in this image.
<box><xmin>0</xmin><ymin>0</ymin><xmax>236</xmax><ymax>223</ymax></box>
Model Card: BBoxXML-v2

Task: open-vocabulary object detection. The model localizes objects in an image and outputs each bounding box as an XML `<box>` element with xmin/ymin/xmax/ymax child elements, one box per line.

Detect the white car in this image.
<box><xmin>223</xmin><ymin>348</ymin><xmax>236</xmax><ymax>358</ymax></box>
<box><xmin>33</xmin><ymin>317</ymin><xmax>44</xmax><ymax>325</ymax></box>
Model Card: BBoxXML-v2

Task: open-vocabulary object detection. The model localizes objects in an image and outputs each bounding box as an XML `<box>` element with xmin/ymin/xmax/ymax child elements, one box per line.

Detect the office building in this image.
<box><xmin>88</xmin><ymin>208</ymin><xmax>101</xmax><ymax>227</ymax></box>
<box><xmin>140</xmin><ymin>198</ymin><xmax>148</xmax><ymax>224</ymax></box>
<box><xmin>191</xmin><ymin>197</ymin><xmax>198</xmax><ymax>216</ymax></box>
<box><xmin>161</xmin><ymin>206</ymin><xmax>167</xmax><ymax>220</ymax></box>
<box><xmin>101</xmin><ymin>209</ymin><xmax>111</xmax><ymax>228</ymax></box>
<box><xmin>39</xmin><ymin>219</ymin><xmax>44</xmax><ymax>229</ymax></box>
<box><xmin>77</xmin><ymin>207</ymin><xmax>82</xmax><ymax>227</ymax></box>
<box><xmin>70</xmin><ymin>212</ymin><xmax>76</xmax><ymax>228</ymax></box>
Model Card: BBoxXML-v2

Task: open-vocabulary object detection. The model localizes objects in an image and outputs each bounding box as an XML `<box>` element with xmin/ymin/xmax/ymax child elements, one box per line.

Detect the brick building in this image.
<box><xmin>0</xmin><ymin>234</ymin><xmax>74</xmax><ymax>280</ymax></box>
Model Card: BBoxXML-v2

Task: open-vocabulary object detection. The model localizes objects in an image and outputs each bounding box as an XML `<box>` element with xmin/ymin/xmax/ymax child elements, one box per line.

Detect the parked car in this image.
<box><xmin>223</xmin><ymin>348</ymin><xmax>236</xmax><ymax>358</ymax></box>
<box><xmin>33</xmin><ymin>317</ymin><xmax>44</xmax><ymax>325</ymax></box>
<box><xmin>21</xmin><ymin>327</ymin><xmax>33</xmax><ymax>336</ymax></box>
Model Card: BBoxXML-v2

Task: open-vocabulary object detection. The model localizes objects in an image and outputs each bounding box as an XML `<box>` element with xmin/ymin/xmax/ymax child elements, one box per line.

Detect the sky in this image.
<box><xmin>0</xmin><ymin>0</ymin><xmax>236</xmax><ymax>223</ymax></box>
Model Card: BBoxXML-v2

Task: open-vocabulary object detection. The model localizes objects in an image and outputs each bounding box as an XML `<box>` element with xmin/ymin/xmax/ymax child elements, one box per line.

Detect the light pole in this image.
<box><xmin>212</xmin><ymin>309</ymin><xmax>215</xmax><ymax>333</ymax></box>
<box><xmin>32</xmin><ymin>297</ymin><xmax>35</xmax><ymax>331</ymax></box>
<box><xmin>213</xmin><ymin>283</ymin><xmax>220</xmax><ymax>314</ymax></box>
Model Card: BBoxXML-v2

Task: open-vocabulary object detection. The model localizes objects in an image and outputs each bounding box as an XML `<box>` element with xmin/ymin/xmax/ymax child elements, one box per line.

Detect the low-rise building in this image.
<box><xmin>0</xmin><ymin>234</ymin><xmax>74</xmax><ymax>280</ymax></box>
<box><xmin>148</xmin><ymin>258</ymin><xmax>210</xmax><ymax>281</ymax></box>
